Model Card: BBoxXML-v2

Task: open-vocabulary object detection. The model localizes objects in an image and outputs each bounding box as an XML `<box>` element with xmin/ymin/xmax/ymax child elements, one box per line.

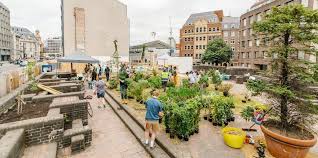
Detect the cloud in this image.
<box><xmin>2</xmin><ymin>0</ymin><xmax>255</xmax><ymax>45</ymax></box>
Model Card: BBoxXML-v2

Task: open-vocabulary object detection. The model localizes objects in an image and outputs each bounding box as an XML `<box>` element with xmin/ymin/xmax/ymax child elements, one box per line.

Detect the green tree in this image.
<box><xmin>250</xmin><ymin>4</ymin><xmax>318</xmax><ymax>130</ymax></box>
<box><xmin>202</xmin><ymin>38</ymin><xmax>233</xmax><ymax>65</ymax></box>
<box><xmin>141</xmin><ymin>44</ymin><xmax>146</xmax><ymax>63</ymax></box>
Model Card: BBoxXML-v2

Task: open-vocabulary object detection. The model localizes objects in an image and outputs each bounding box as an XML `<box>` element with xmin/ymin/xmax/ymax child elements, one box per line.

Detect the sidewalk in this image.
<box><xmin>57</xmin><ymin>90</ymin><xmax>149</xmax><ymax>158</ymax></box>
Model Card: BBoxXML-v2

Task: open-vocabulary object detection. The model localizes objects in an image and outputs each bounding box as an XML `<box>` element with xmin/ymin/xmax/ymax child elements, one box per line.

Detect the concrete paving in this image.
<box><xmin>57</xmin><ymin>90</ymin><xmax>149</xmax><ymax>158</ymax></box>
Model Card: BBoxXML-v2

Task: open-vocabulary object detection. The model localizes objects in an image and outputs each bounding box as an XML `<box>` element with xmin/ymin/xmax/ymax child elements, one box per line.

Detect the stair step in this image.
<box><xmin>71</xmin><ymin>134</ymin><xmax>85</xmax><ymax>153</ymax></box>
<box><xmin>72</xmin><ymin>119</ymin><xmax>83</xmax><ymax>129</ymax></box>
<box><xmin>22</xmin><ymin>142</ymin><xmax>57</xmax><ymax>158</ymax></box>
<box><xmin>0</xmin><ymin>129</ymin><xmax>25</xmax><ymax>158</ymax></box>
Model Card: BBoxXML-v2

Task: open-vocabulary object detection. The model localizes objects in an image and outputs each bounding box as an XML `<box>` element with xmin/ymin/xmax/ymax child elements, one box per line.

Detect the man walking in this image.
<box><xmin>105</xmin><ymin>65</ymin><xmax>111</xmax><ymax>81</ymax></box>
<box><xmin>161</xmin><ymin>68</ymin><xmax>170</xmax><ymax>92</ymax></box>
<box><xmin>94</xmin><ymin>77</ymin><xmax>106</xmax><ymax>108</ymax></box>
<box><xmin>144</xmin><ymin>90</ymin><xmax>163</xmax><ymax>148</ymax></box>
<box><xmin>119</xmin><ymin>65</ymin><xmax>129</xmax><ymax>104</ymax></box>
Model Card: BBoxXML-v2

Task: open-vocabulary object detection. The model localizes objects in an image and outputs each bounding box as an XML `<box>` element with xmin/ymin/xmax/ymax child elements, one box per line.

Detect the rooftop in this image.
<box><xmin>130</xmin><ymin>40</ymin><xmax>172</xmax><ymax>50</ymax></box>
<box><xmin>184</xmin><ymin>10</ymin><xmax>223</xmax><ymax>25</ymax></box>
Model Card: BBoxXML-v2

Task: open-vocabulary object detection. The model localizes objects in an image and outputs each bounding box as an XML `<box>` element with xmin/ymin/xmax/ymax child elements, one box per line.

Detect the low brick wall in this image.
<box><xmin>49</xmin><ymin>84</ymin><xmax>83</xmax><ymax>93</ymax></box>
<box><xmin>0</xmin><ymin>129</ymin><xmax>25</xmax><ymax>158</ymax></box>
<box><xmin>32</xmin><ymin>91</ymin><xmax>85</xmax><ymax>103</ymax></box>
<box><xmin>62</xmin><ymin>126</ymin><xmax>92</xmax><ymax>148</ymax></box>
<box><xmin>0</xmin><ymin>111</ymin><xmax>64</xmax><ymax>147</ymax></box>
<box><xmin>50</xmin><ymin>100</ymin><xmax>89</xmax><ymax>126</ymax></box>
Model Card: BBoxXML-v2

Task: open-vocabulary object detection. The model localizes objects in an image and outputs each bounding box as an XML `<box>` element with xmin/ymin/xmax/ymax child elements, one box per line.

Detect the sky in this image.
<box><xmin>2</xmin><ymin>0</ymin><xmax>255</xmax><ymax>45</ymax></box>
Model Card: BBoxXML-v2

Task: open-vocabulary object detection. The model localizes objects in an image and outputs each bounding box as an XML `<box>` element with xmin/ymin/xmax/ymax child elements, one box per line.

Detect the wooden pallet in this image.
<box><xmin>37</xmin><ymin>83</ymin><xmax>63</xmax><ymax>95</ymax></box>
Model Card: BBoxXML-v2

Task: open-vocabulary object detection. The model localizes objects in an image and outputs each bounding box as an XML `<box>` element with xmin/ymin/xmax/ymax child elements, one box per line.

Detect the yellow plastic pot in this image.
<box><xmin>221</xmin><ymin>127</ymin><xmax>246</xmax><ymax>149</ymax></box>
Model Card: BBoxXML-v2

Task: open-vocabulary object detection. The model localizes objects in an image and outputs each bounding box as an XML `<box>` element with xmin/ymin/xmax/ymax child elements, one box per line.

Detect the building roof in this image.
<box><xmin>0</xmin><ymin>2</ymin><xmax>9</xmax><ymax>10</ymax></box>
<box><xmin>184</xmin><ymin>10</ymin><xmax>223</xmax><ymax>25</ymax></box>
<box><xmin>250</xmin><ymin>0</ymin><xmax>273</xmax><ymax>10</ymax></box>
<box><xmin>130</xmin><ymin>40</ymin><xmax>172</xmax><ymax>50</ymax></box>
<box><xmin>12</xmin><ymin>26</ymin><xmax>36</xmax><ymax>40</ymax></box>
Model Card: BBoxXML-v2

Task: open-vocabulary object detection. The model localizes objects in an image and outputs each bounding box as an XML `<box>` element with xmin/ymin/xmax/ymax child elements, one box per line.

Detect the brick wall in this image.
<box><xmin>50</xmin><ymin>100</ymin><xmax>89</xmax><ymax>127</ymax></box>
<box><xmin>0</xmin><ymin>112</ymin><xmax>64</xmax><ymax>147</ymax></box>
<box><xmin>32</xmin><ymin>91</ymin><xmax>85</xmax><ymax>103</ymax></box>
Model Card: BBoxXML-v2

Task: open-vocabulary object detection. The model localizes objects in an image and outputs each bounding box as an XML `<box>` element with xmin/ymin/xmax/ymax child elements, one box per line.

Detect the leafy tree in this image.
<box><xmin>202</xmin><ymin>38</ymin><xmax>233</xmax><ymax>64</ymax></box>
<box><xmin>250</xmin><ymin>4</ymin><xmax>318</xmax><ymax>130</ymax></box>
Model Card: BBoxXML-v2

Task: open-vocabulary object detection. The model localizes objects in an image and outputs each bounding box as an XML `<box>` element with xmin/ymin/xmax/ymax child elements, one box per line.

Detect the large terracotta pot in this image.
<box><xmin>261</xmin><ymin>125</ymin><xmax>317</xmax><ymax>158</ymax></box>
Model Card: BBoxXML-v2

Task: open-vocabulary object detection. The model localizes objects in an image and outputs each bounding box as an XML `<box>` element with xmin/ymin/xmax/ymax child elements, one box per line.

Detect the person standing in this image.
<box><xmin>144</xmin><ymin>90</ymin><xmax>163</xmax><ymax>148</ymax></box>
<box><xmin>119</xmin><ymin>65</ymin><xmax>129</xmax><ymax>104</ymax></box>
<box><xmin>105</xmin><ymin>66</ymin><xmax>111</xmax><ymax>81</ymax></box>
<box><xmin>189</xmin><ymin>71</ymin><xmax>197</xmax><ymax>84</ymax></box>
<box><xmin>161</xmin><ymin>68</ymin><xmax>170</xmax><ymax>92</ymax></box>
<box><xmin>94</xmin><ymin>77</ymin><xmax>106</xmax><ymax>108</ymax></box>
<box><xmin>98</xmin><ymin>64</ymin><xmax>102</xmax><ymax>77</ymax></box>
<box><xmin>172</xmin><ymin>66</ymin><xmax>177</xmax><ymax>86</ymax></box>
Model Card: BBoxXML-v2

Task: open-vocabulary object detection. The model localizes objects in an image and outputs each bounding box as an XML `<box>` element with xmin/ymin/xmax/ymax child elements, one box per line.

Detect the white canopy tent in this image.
<box><xmin>157</xmin><ymin>54</ymin><xmax>193</xmax><ymax>74</ymax></box>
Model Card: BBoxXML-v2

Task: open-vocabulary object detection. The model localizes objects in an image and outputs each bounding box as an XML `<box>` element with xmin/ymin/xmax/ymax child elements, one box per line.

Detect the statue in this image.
<box><xmin>112</xmin><ymin>40</ymin><xmax>120</xmax><ymax>79</ymax></box>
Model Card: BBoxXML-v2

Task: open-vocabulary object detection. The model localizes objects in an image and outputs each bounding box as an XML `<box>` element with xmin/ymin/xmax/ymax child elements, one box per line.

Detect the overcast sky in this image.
<box><xmin>2</xmin><ymin>0</ymin><xmax>255</xmax><ymax>45</ymax></box>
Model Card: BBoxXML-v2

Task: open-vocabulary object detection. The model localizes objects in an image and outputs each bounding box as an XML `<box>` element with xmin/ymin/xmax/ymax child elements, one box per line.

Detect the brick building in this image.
<box><xmin>179</xmin><ymin>10</ymin><xmax>224</xmax><ymax>66</ymax></box>
<box><xmin>222</xmin><ymin>16</ymin><xmax>240</xmax><ymax>66</ymax></box>
<box><xmin>234</xmin><ymin>0</ymin><xmax>318</xmax><ymax>70</ymax></box>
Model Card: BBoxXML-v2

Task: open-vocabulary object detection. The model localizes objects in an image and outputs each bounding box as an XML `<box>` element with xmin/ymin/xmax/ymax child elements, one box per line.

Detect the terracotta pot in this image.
<box><xmin>261</xmin><ymin>125</ymin><xmax>317</xmax><ymax>158</ymax></box>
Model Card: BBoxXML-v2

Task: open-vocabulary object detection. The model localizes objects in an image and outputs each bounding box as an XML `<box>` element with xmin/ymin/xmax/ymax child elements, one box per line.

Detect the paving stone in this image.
<box><xmin>22</xmin><ymin>142</ymin><xmax>57</xmax><ymax>158</ymax></box>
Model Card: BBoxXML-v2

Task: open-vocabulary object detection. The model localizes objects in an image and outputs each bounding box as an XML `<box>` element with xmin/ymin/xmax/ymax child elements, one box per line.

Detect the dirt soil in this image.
<box><xmin>264</xmin><ymin>121</ymin><xmax>314</xmax><ymax>140</ymax></box>
<box><xmin>0</xmin><ymin>102</ymin><xmax>50</xmax><ymax>124</ymax></box>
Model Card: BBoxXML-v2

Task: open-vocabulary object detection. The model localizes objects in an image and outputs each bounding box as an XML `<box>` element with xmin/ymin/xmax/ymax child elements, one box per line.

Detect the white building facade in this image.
<box><xmin>0</xmin><ymin>2</ymin><xmax>12</xmax><ymax>61</ymax></box>
<box><xmin>61</xmin><ymin>0</ymin><xmax>130</xmax><ymax>58</ymax></box>
<box><xmin>11</xmin><ymin>27</ymin><xmax>40</xmax><ymax>59</ymax></box>
<box><xmin>44</xmin><ymin>37</ymin><xmax>62</xmax><ymax>57</ymax></box>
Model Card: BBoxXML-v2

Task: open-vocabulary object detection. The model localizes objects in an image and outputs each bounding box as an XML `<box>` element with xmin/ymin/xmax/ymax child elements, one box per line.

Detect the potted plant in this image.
<box><xmin>249</xmin><ymin>4</ymin><xmax>318</xmax><ymax>158</ymax></box>
<box><xmin>218</xmin><ymin>83</ymin><xmax>233</xmax><ymax>97</ymax></box>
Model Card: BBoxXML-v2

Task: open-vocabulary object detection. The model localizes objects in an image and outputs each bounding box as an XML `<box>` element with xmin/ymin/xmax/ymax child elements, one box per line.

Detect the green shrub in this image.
<box><xmin>167</xmin><ymin>81</ymin><xmax>175</xmax><ymax>88</ymax></box>
<box><xmin>134</xmin><ymin>72</ymin><xmax>144</xmax><ymax>81</ymax></box>
<box><xmin>108</xmin><ymin>79</ymin><xmax>118</xmax><ymax>89</ymax></box>
<box><xmin>210</xmin><ymin>95</ymin><xmax>234</xmax><ymax>125</ymax></box>
<box><xmin>148</xmin><ymin>76</ymin><xmax>161</xmax><ymax>89</ymax></box>
<box><xmin>241</xmin><ymin>106</ymin><xmax>255</xmax><ymax>121</ymax></box>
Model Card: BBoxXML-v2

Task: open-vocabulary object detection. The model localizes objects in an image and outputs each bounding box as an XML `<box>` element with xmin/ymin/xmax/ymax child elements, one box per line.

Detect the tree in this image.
<box><xmin>141</xmin><ymin>44</ymin><xmax>146</xmax><ymax>63</ymax></box>
<box><xmin>249</xmin><ymin>4</ymin><xmax>318</xmax><ymax>131</ymax></box>
<box><xmin>202</xmin><ymin>38</ymin><xmax>233</xmax><ymax>65</ymax></box>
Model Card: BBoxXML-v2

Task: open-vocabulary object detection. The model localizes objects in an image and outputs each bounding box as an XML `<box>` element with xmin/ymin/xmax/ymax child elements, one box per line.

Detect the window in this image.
<box><xmin>248</xmin><ymin>40</ymin><xmax>253</xmax><ymax>47</ymax></box>
<box><xmin>203</xmin><ymin>27</ymin><xmax>206</xmax><ymax>32</ymax></box>
<box><xmin>208</xmin><ymin>36</ymin><xmax>212</xmax><ymax>41</ymax></box>
<box><xmin>196</xmin><ymin>45</ymin><xmax>198</xmax><ymax>49</ymax></box>
<box><xmin>217</xmin><ymin>27</ymin><xmax>220</xmax><ymax>31</ymax></box>
<box><xmin>203</xmin><ymin>36</ymin><xmax>206</xmax><ymax>41</ymax></box>
<box><xmin>225</xmin><ymin>40</ymin><xmax>228</xmax><ymax>44</ymax></box>
<box><xmin>298</xmin><ymin>51</ymin><xmax>305</xmax><ymax>59</ymax></box>
<box><xmin>243</xmin><ymin>30</ymin><xmax>246</xmax><ymax>37</ymax></box>
<box><xmin>302</xmin><ymin>0</ymin><xmax>309</xmax><ymax>7</ymax></box>
<box><xmin>224</xmin><ymin>24</ymin><xmax>228</xmax><ymax>29</ymax></box>
<box><xmin>256</xmin><ymin>13</ymin><xmax>262</xmax><ymax>22</ymax></box>
<box><xmin>213</xmin><ymin>28</ymin><xmax>216</xmax><ymax>32</ymax></box>
<box><xmin>184</xmin><ymin>38</ymin><xmax>187</xmax><ymax>42</ymax></box>
<box><xmin>196</xmin><ymin>37</ymin><xmax>198</xmax><ymax>41</ymax></box>
<box><xmin>231</xmin><ymin>47</ymin><xmax>235</xmax><ymax>51</ymax></box>
<box><xmin>185</xmin><ymin>30</ymin><xmax>187</xmax><ymax>33</ymax></box>
<box><xmin>224</xmin><ymin>31</ymin><xmax>228</xmax><ymax>37</ymax></box>
<box><xmin>191</xmin><ymin>46</ymin><xmax>193</xmax><ymax>49</ymax></box>
<box><xmin>184</xmin><ymin>46</ymin><xmax>187</xmax><ymax>49</ymax></box>
<box><xmin>241</xmin><ymin>41</ymin><xmax>246</xmax><ymax>47</ymax></box>
<box><xmin>242</xmin><ymin>52</ymin><xmax>246</xmax><ymax>59</ymax></box>
<box><xmin>256</xmin><ymin>39</ymin><xmax>260</xmax><ymax>47</ymax></box>
<box><xmin>249</xmin><ymin>16</ymin><xmax>253</xmax><ymax>25</ymax></box>
<box><xmin>231</xmin><ymin>24</ymin><xmax>235</xmax><ymax>28</ymax></box>
<box><xmin>243</xmin><ymin>18</ymin><xmax>247</xmax><ymax>26</ymax></box>
<box><xmin>203</xmin><ymin>45</ymin><xmax>206</xmax><ymax>49</ymax></box>
<box><xmin>249</xmin><ymin>29</ymin><xmax>253</xmax><ymax>36</ymax></box>
<box><xmin>199</xmin><ymin>37</ymin><xmax>202</xmax><ymax>41</ymax></box>
<box><xmin>196</xmin><ymin>54</ymin><xmax>198</xmax><ymax>59</ymax></box>
<box><xmin>231</xmin><ymin>31</ymin><xmax>235</xmax><ymax>37</ymax></box>
<box><xmin>263</xmin><ymin>51</ymin><xmax>268</xmax><ymax>59</ymax></box>
<box><xmin>209</xmin><ymin>28</ymin><xmax>212</xmax><ymax>32</ymax></box>
<box><xmin>196</xmin><ymin>28</ymin><xmax>199</xmax><ymax>32</ymax></box>
<box><xmin>200</xmin><ymin>27</ymin><xmax>202</xmax><ymax>32</ymax></box>
<box><xmin>231</xmin><ymin>39</ymin><xmax>235</xmax><ymax>44</ymax></box>
<box><xmin>199</xmin><ymin>45</ymin><xmax>202</xmax><ymax>49</ymax></box>
<box><xmin>188</xmin><ymin>46</ymin><xmax>190</xmax><ymax>49</ymax></box>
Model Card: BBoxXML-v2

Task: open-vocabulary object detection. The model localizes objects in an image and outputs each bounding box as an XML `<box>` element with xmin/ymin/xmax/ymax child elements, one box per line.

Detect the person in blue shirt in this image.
<box><xmin>144</xmin><ymin>90</ymin><xmax>163</xmax><ymax>148</ymax></box>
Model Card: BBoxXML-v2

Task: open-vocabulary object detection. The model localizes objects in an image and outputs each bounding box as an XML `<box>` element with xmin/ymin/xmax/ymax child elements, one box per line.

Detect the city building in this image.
<box><xmin>179</xmin><ymin>10</ymin><xmax>224</xmax><ymax>65</ymax></box>
<box><xmin>0</xmin><ymin>2</ymin><xmax>13</xmax><ymax>61</ymax></box>
<box><xmin>129</xmin><ymin>40</ymin><xmax>172</xmax><ymax>65</ymax></box>
<box><xmin>236</xmin><ymin>0</ymin><xmax>318</xmax><ymax>70</ymax></box>
<box><xmin>222</xmin><ymin>16</ymin><xmax>240</xmax><ymax>66</ymax></box>
<box><xmin>11</xmin><ymin>27</ymin><xmax>40</xmax><ymax>59</ymax></box>
<box><xmin>61</xmin><ymin>0</ymin><xmax>129</xmax><ymax>57</ymax></box>
<box><xmin>44</xmin><ymin>37</ymin><xmax>62</xmax><ymax>57</ymax></box>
